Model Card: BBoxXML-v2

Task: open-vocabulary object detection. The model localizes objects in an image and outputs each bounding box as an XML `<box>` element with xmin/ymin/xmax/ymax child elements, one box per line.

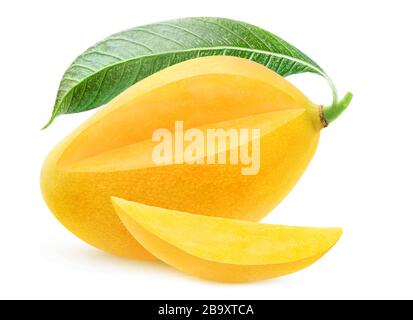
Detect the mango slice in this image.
<box><xmin>41</xmin><ymin>56</ymin><xmax>324</xmax><ymax>259</ymax></box>
<box><xmin>112</xmin><ymin>197</ymin><xmax>342</xmax><ymax>282</ymax></box>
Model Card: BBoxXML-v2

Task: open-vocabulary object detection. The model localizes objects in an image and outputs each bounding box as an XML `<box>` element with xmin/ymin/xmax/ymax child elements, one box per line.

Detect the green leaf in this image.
<box><xmin>45</xmin><ymin>17</ymin><xmax>336</xmax><ymax>128</ymax></box>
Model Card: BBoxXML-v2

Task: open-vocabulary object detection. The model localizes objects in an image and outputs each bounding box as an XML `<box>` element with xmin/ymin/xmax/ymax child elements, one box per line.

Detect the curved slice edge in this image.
<box><xmin>112</xmin><ymin>197</ymin><xmax>342</xmax><ymax>283</ymax></box>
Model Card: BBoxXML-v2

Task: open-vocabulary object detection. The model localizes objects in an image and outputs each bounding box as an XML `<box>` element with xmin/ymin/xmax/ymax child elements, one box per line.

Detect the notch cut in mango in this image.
<box><xmin>112</xmin><ymin>197</ymin><xmax>342</xmax><ymax>283</ymax></box>
<box><xmin>62</xmin><ymin>108</ymin><xmax>304</xmax><ymax>173</ymax></box>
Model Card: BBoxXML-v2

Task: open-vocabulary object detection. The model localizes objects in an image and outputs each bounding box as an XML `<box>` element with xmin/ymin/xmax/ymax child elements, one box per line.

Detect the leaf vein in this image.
<box><xmin>86</xmin><ymin>69</ymin><xmax>109</xmax><ymax>109</ymax></box>
<box><xmin>193</xmin><ymin>18</ymin><xmax>252</xmax><ymax>48</ymax></box>
<box><xmin>155</xmin><ymin>22</ymin><xmax>212</xmax><ymax>45</ymax></box>
<box><xmin>108</xmin><ymin>37</ymin><xmax>155</xmax><ymax>53</ymax></box>
<box><xmin>69</xmin><ymin>64</ymin><xmax>96</xmax><ymax>72</ymax></box>
<box><xmin>130</xmin><ymin>27</ymin><xmax>187</xmax><ymax>48</ymax></box>
<box><xmin>82</xmin><ymin>50</ymin><xmax>123</xmax><ymax>61</ymax></box>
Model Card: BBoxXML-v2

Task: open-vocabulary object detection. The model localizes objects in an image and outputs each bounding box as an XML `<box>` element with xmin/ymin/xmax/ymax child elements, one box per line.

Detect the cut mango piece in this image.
<box><xmin>112</xmin><ymin>197</ymin><xmax>342</xmax><ymax>283</ymax></box>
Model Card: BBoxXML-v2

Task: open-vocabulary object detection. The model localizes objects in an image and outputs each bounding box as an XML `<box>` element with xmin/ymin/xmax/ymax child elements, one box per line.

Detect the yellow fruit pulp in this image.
<box><xmin>112</xmin><ymin>197</ymin><xmax>341</xmax><ymax>282</ymax></box>
<box><xmin>41</xmin><ymin>56</ymin><xmax>324</xmax><ymax>259</ymax></box>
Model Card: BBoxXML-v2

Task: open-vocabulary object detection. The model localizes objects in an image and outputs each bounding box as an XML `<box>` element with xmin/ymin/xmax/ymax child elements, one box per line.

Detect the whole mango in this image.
<box><xmin>41</xmin><ymin>56</ymin><xmax>350</xmax><ymax>259</ymax></box>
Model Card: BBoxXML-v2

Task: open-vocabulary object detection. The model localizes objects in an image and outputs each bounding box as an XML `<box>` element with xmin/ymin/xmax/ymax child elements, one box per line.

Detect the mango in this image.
<box><xmin>112</xmin><ymin>197</ymin><xmax>342</xmax><ymax>282</ymax></box>
<box><xmin>41</xmin><ymin>56</ymin><xmax>326</xmax><ymax>259</ymax></box>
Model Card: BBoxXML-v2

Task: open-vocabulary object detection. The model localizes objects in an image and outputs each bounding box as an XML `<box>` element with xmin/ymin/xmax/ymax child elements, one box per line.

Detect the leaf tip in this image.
<box><xmin>42</xmin><ymin>113</ymin><xmax>57</xmax><ymax>130</ymax></box>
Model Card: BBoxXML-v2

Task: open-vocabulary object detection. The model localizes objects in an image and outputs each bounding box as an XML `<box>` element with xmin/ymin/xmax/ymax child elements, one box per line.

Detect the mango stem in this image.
<box><xmin>322</xmin><ymin>92</ymin><xmax>353</xmax><ymax>125</ymax></box>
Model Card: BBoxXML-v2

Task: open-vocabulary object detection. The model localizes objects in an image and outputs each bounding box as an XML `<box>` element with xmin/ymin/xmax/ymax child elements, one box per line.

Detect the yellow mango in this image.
<box><xmin>41</xmin><ymin>56</ymin><xmax>338</xmax><ymax>259</ymax></box>
<box><xmin>112</xmin><ymin>197</ymin><xmax>342</xmax><ymax>282</ymax></box>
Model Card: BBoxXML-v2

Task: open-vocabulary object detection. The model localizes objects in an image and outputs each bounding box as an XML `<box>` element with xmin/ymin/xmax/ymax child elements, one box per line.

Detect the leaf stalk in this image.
<box><xmin>322</xmin><ymin>92</ymin><xmax>353</xmax><ymax>125</ymax></box>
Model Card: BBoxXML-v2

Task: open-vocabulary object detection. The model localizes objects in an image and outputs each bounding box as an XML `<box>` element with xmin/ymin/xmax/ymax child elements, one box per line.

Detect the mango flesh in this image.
<box><xmin>41</xmin><ymin>56</ymin><xmax>323</xmax><ymax>259</ymax></box>
<box><xmin>112</xmin><ymin>197</ymin><xmax>341</xmax><ymax>282</ymax></box>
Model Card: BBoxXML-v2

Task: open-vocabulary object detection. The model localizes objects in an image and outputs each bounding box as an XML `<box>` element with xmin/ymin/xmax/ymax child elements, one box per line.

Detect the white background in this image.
<box><xmin>1</xmin><ymin>0</ymin><xmax>412</xmax><ymax>300</ymax></box>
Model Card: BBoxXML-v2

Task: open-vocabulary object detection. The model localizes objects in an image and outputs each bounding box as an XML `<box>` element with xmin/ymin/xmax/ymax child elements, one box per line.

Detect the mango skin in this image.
<box><xmin>41</xmin><ymin>56</ymin><xmax>323</xmax><ymax>259</ymax></box>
